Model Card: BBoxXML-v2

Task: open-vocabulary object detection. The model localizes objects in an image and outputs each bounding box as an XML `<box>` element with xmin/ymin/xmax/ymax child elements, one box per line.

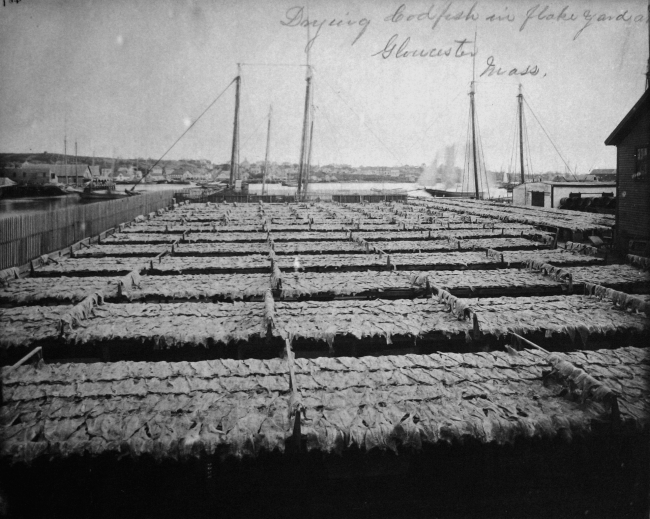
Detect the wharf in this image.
<box><xmin>0</xmin><ymin>198</ymin><xmax>648</xmax><ymax>517</ymax></box>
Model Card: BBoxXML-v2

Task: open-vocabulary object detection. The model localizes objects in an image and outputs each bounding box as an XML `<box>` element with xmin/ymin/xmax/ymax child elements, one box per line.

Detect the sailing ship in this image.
<box><xmin>424</xmin><ymin>77</ymin><xmax>485</xmax><ymax>199</ymax></box>
<box><xmin>78</xmin><ymin>178</ymin><xmax>140</xmax><ymax>200</ymax></box>
<box><xmin>426</xmin><ymin>37</ymin><xmax>487</xmax><ymax>200</ymax></box>
<box><xmin>197</xmin><ymin>181</ymin><xmax>227</xmax><ymax>191</ymax></box>
<box><xmin>495</xmin><ymin>84</ymin><xmax>529</xmax><ymax>193</ymax></box>
<box><xmin>221</xmin><ymin>62</ymin><xmax>314</xmax><ymax>198</ymax></box>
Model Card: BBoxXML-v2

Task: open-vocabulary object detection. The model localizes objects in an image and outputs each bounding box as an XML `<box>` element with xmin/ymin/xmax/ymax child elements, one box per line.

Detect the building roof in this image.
<box><xmin>49</xmin><ymin>164</ymin><xmax>94</xmax><ymax>176</ymax></box>
<box><xmin>605</xmin><ymin>88</ymin><xmax>650</xmax><ymax>146</ymax></box>
<box><xmin>0</xmin><ymin>177</ymin><xmax>17</xmax><ymax>187</ymax></box>
<box><xmin>514</xmin><ymin>181</ymin><xmax>616</xmax><ymax>188</ymax></box>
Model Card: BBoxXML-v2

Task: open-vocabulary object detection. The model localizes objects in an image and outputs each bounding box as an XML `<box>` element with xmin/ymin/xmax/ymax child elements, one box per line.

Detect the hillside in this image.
<box><xmin>0</xmin><ymin>153</ymin><xmax>210</xmax><ymax>171</ymax></box>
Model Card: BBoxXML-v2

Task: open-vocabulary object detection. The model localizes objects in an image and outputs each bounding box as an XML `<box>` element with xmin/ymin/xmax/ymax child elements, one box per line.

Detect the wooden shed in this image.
<box><xmin>605</xmin><ymin>89</ymin><xmax>650</xmax><ymax>255</ymax></box>
<box><xmin>512</xmin><ymin>181</ymin><xmax>616</xmax><ymax>209</ymax></box>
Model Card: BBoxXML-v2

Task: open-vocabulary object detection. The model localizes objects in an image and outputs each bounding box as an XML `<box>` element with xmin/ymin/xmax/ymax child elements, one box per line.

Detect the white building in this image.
<box><xmin>512</xmin><ymin>181</ymin><xmax>617</xmax><ymax>208</ymax></box>
<box><xmin>145</xmin><ymin>166</ymin><xmax>165</xmax><ymax>183</ymax></box>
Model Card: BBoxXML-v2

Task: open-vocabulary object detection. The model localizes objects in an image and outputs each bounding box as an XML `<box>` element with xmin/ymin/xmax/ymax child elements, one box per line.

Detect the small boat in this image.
<box><xmin>197</xmin><ymin>181</ymin><xmax>226</xmax><ymax>189</ymax></box>
<box><xmin>78</xmin><ymin>179</ymin><xmax>141</xmax><ymax>200</ymax></box>
<box><xmin>63</xmin><ymin>184</ymin><xmax>84</xmax><ymax>195</ymax></box>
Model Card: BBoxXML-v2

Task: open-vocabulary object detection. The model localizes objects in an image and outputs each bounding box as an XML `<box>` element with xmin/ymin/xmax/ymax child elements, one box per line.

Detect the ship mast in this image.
<box><xmin>469</xmin><ymin>30</ymin><xmax>480</xmax><ymax>199</ymax></box>
<box><xmin>469</xmin><ymin>80</ymin><xmax>480</xmax><ymax>199</ymax></box>
<box><xmin>517</xmin><ymin>84</ymin><xmax>525</xmax><ymax>184</ymax></box>
<box><xmin>229</xmin><ymin>63</ymin><xmax>242</xmax><ymax>188</ymax></box>
<box><xmin>296</xmin><ymin>66</ymin><xmax>312</xmax><ymax>200</ymax></box>
<box><xmin>262</xmin><ymin>105</ymin><xmax>272</xmax><ymax>196</ymax></box>
<box><xmin>305</xmin><ymin>114</ymin><xmax>315</xmax><ymax>193</ymax></box>
<box><xmin>75</xmin><ymin>140</ymin><xmax>78</xmax><ymax>186</ymax></box>
<box><xmin>63</xmin><ymin>110</ymin><xmax>68</xmax><ymax>185</ymax></box>
<box><xmin>63</xmin><ymin>135</ymin><xmax>67</xmax><ymax>185</ymax></box>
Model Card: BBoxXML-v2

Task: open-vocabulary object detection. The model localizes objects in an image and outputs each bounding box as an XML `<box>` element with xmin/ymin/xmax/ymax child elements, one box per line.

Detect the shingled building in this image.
<box><xmin>605</xmin><ymin>89</ymin><xmax>650</xmax><ymax>255</ymax></box>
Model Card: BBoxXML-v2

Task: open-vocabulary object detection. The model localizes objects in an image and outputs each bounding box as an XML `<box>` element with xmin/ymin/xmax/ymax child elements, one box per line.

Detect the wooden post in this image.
<box><xmin>8</xmin><ymin>347</ymin><xmax>43</xmax><ymax>372</ymax></box>
<box><xmin>472</xmin><ymin>313</ymin><xmax>480</xmax><ymax>340</ymax></box>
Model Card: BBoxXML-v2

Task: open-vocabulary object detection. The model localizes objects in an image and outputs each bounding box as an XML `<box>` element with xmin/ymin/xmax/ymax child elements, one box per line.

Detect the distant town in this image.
<box><xmin>0</xmin><ymin>151</ymin><xmax>614</xmax><ymax>186</ymax></box>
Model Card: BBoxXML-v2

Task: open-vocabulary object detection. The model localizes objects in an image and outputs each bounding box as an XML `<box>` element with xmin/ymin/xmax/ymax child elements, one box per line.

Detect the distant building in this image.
<box><xmin>270</xmin><ymin>167</ymin><xmax>286</xmax><ymax>182</ymax></box>
<box><xmin>147</xmin><ymin>166</ymin><xmax>165</xmax><ymax>183</ymax></box>
<box><xmin>168</xmin><ymin>170</ymin><xmax>183</xmax><ymax>182</ymax></box>
<box><xmin>48</xmin><ymin>164</ymin><xmax>100</xmax><ymax>183</ymax></box>
<box><xmin>0</xmin><ymin>167</ymin><xmax>55</xmax><ymax>184</ymax></box>
<box><xmin>587</xmin><ymin>169</ymin><xmax>617</xmax><ymax>182</ymax></box>
<box><xmin>8</xmin><ymin>163</ymin><xmax>100</xmax><ymax>184</ymax></box>
<box><xmin>169</xmin><ymin>170</ymin><xmax>192</xmax><ymax>182</ymax></box>
<box><xmin>605</xmin><ymin>89</ymin><xmax>650</xmax><ymax>255</ymax></box>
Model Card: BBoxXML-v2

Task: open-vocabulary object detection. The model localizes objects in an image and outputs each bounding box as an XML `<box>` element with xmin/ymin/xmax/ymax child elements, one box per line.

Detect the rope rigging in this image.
<box><xmin>506</xmin><ymin>105</ymin><xmax>519</xmax><ymax>181</ymax></box>
<box><xmin>314</xmin><ymin>104</ymin><xmax>345</xmax><ymax>165</ymax></box>
<box><xmin>523</xmin><ymin>97</ymin><xmax>578</xmax><ymax>181</ymax></box>
<box><xmin>403</xmin><ymin>88</ymin><xmax>466</xmax><ymax>160</ymax></box>
<box><xmin>475</xmin><ymin>105</ymin><xmax>491</xmax><ymax>199</ymax></box>
<box><xmin>522</xmin><ymin>107</ymin><xmax>534</xmax><ymax>181</ymax></box>
<box><xmin>461</xmin><ymin>101</ymin><xmax>472</xmax><ymax>194</ymax></box>
<box><xmin>317</xmin><ymin>69</ymin><xmax>405</xmax><ymax>166</ymax></box>
<box><xmin>237</xmin><ymin>68</ymin><xmax>287</xmax><ymax>160</ymax></box>
<box><xmin>129</xmin><ymin>77</ymin><xmax>236</xmax><ymax>191</ymax></box>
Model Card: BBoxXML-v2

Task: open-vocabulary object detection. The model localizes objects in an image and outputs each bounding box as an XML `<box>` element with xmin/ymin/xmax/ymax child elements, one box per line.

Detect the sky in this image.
<box><xmin>0</xmin><ymin>0</ymin><xmax>647</xmax><ymax>173</ymax></box>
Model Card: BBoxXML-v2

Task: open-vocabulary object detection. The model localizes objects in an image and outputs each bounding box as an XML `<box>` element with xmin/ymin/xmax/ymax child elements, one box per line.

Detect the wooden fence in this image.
<box><xmin>0</xmin><ymin>191</ymin><xmax>175</xmax><ymax>270</ymax></box>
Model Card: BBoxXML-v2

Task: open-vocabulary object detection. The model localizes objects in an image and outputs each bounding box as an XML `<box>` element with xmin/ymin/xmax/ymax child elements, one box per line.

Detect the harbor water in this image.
<box><xmin>0</xmin><ymin>183</ymin><xmax>185</xmax><ymax>218</ymax></box>
<box><xmin>0</xmin><ymin>181</ymin><xmax>509</xmax><ymax>219</ymax></box>
<box><xmin>1</xmin><ymin>182</ymin><xmax>430</xmax><ymax>217</ymax></box>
